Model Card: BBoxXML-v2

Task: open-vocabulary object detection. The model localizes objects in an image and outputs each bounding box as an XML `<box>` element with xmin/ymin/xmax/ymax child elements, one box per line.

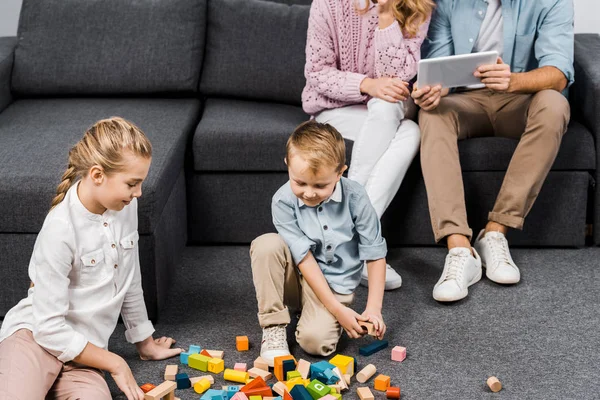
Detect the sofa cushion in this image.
<box><xmin>0</xmin><ymin>98</ymin><xmax>201</xmax><ymax>234</ymax></box>
<box><xmin>200</xmin><ymin>0</ymin><xmax>309</xmax><ymax>105</ymax></box>
<box><xmin>12</xmin><ymin>0</ymin><xmax>206</xmax><ymax>96</ymax></box>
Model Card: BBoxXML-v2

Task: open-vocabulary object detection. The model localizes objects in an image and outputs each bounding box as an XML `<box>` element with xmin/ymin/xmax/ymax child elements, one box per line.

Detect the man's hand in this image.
<box><xmin>361</xmin><ymin>77</ymin><xmax>410</xmax><ymax>103</ymax></box>
<box><xmin>412</xmin><ymin>84</ymin><xmax>443</xmax><ymax>111</ymax></box>
<box><xmin>137</xmin><ymin>336</ymin><xmax>183</xmax><ymax>361</ymax></box>
<box><xmin>474</xmin><ymin>57</ymin><xmax>511</xmax><ymax>92</ymax></box>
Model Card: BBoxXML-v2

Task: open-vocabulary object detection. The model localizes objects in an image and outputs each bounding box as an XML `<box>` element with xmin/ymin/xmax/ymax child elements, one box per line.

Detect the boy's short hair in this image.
<box><xmin>286</xmin><ymin>120</ymin><xmax>346</xmax><ymax>173</ymax></box>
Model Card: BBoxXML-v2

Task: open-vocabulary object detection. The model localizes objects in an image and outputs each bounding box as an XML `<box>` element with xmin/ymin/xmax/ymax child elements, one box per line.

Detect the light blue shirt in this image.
<box><xmin>271</xmin><ymin>177</ymin><xmax>387</xmax><ymax>295</ymax></box>
<box><xmin>423</xmin><ymin>0</ymin><xmax>574</xmax><ymax>87</ymax></box>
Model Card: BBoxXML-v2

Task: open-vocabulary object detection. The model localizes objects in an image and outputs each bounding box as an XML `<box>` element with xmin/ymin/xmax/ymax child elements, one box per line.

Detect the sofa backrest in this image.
<box><xmin>12</xmin><ymin>0</ymin><xmax>207</xmax><ymax>96</ymax></box>
<box><xmin>200</xmin><ymin>0</ymin><xmax>310</xmax><ymax>106</ymax></box>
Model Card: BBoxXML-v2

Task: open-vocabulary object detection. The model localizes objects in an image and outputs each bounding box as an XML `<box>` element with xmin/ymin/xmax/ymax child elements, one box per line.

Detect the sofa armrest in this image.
<box><xmin>0</xmin><ymin>37</ymin><xmax>17</xmax><ymax>114</ymax></box>
<box><xmin>571</xmin><ymin>34</ymin><xmax>600</xmax><ymax>244</ymax></box>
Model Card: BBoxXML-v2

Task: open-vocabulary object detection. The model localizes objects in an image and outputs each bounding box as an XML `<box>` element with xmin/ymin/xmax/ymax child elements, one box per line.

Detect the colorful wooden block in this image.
<box><xmin>201</xmin><ymin>389</ymin><xmax>227</xmax><ymax>400</ymax></box>
<box><xmin>386</xmin><ymin>386</ymin><xmax>401</xmax><ymax>399</ymax></box>
<box><xmin>224</xmin><ymin>369</ymin><xmax>250</xmax><ymax>383</ymax></box>
<box><xmin>331</xmin><ymin>368</ymin><xmax>348</xmax><ymax>391</ymax></box>
<box><xmin>144</xmin><ymin>381</ymin><xmax>177</xmax><ymax>400</ymax></box>
<box><xmin>391</xmin><ymin>346</ymin><xmax>406</xmax><ymax>362</ymax></box>
<box><xmin>234</xmin><ymin>363</ymin><xmax>248</xmax><ymax>372</ymax></box>
<box><xmin>282</xmin><ymin>359</ymin><xmax>296</xmax><ymax>381</ymax></box>
<box><xmin>373</xmin><ymin>374</ymin><xmax>390</xmax><ymax>392</ymax></box>
<box><xmin>191</xmin><ymin>375</ymin><xmax>215</xmax><ymax>385</ymax></box>
<box><xmin>241</xmin><ymin>376</ymin><xmax>268</xmax><ymax>393</ymax></box>
<box><xmin>296</xmin><ymin>359</ymin><xmax>311</xmax><ymax>379</ymax></box>
<box><xmin>194</xmin><ymin>378</ymin><xmax>212</xmax><ymax>394</ymax></box>
<box><xmin>285</xmin><ymin>378</ymin><xmax>307</xmax><ymax>393</ymax></box>
<box><xmin>330</xmin><ymin>394</ymin><xmax>342</xmax><ymax>400</ymax></box>
<box><xmin>309</xmin><ymin>361</ymin><xmax>337</xmax><ymax>384</ymax></box>
<box><xmin>357</xmin><ymin>387</ymin><xmax>375</xmax><ymax>400</ymax></box>
<box><xmin>329</xmin><ymin>355</ymin><xmax>354</xmax><ymax>375</ymax></box>
<box><xmin>287</xmin><ymin>370</ymin><xmax>302</xmax><ymax>380</ymax></box>
<box><xmin>249</xmin><ymin>396</ymin><xmax>262</xmax><ymax>400</ymax></box>
<box><xmin>189</xmin><ymin>345</ymin><xmax>202</xmax><ymax>354</ymax></box>
<box><xmin>189</xmin><ymin>354</ymin><xmax>212</xmax><ymax>372</ymax></box>
<box><xmin>231</xmin><ymin>393</ymin><xmax>249</xmax><ymax>400</ymax></box>
<box><xmin>274</xmin><ymin>355</ymin><xmax>297</xmax><ymax>381</ymax></box>
<box><xmin>359</xmin><ymin>340</ymin><xmax>388</xmax><ymax>356</ymax></box>
<box><xmin>176</xmin><ymin>373</ymin><xmax>191</xmax><ymax>390</ymax></box>
<box><xmin>320</xmin><ymin>396</ymin><xmax>337</xmax><ymax>400</ymax></box>
<box><xmin>236</xmin><ymin>336</ymin><xmax>249</xmax><ymax>351</ymax></box>
<box><xmin>140</xmin><ymin>383</ymin><xmax>156</xmax><ymax>393</ymax></box>
<box><xmin>356</xmin><ymin>364</ymin><xmax>376</xmax><ymax>383</ymax></box>
<box><xmin>180</xmin><ymin>351</ymin><xmax>190</xmax><ymax>365</ymax></box>
<box><xmin>209</xmin><ymin>358</ymin><xmax>225</xmax><ymax>374</ymax></box>
<box><xmin>358</xmin><ymin>321</ymin><xmax>376</xmax><ymax>336</ymax></box>
<box><xmin>223</xmin><ymin>385</ymin><xmax>242</xmax><ymax>399</ymax></box>
<box><xmin>248</xmin><ymin>367</ymin><xmax>273</xmax><ymax>380</ymax></box>
<box><xmin>487</xmin><ymin>376</ymin><xmax>502</xmax><ymax>393</ymax></box>
<box><xmin>272</xmin><ymin>381</ymin><xmax>288</xmax><ymax>396</ymax></box>
<box><xmin>254</xmin><ymin>356</ymin><xmax>269</xmax><ymax>371</ymax></box>
<box><xmin>343</xmin><ymin>375</ymin><xmax>351</xmax><ymax>385</ymax></box>
<box><xmin>290</xmin><ymin>384</ymin><xmax>313</xmax><ymax>400</ymax></box>
<box><xmin>306</xmin><ymin>379</ymin><xmax>331</xmax><ymax>399</ymax></box>
<box><xmin>202</xmin><ymin>349</ymin><xmax>213</xmax><ymax>357</ymax></box>
<box><xmin>206</xmin><ymin>350</ymin><xmax>224</xmax><ymax>359</ymax></box>
<box><xmin>164</xmin><ymin>365</ymin><xmax>178</xmax><ymax>381</ymax></box>
<box><xmin>243</xmin><ymin>387</ymin><xmax>273</xmax><ymax>398</ymax></box>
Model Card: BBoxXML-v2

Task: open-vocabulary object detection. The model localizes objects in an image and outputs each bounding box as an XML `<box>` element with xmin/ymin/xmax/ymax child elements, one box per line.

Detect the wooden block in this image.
<box><xmin>289</xmin><ymin>385</ymin><xmax>313</xmax><ymax>400</ymax></box>
<box><xmin>373</xmin><ymin>374</ymin><xmax>391</xmax><ymax>392</ymax></box>
<box><xmin>331</xmin><ymin>367</ymin><xmax>348</xmax><ymax>391</ymax></box>
<box><xmin>189</xmin><ymin>344</ymin><xmax>201</xmax><ymax>354</ymax></box>
<box><xmin>328</xmin><ymin>384</ymin><xmax>341</xmax><ymax>393</ymax></box>
<box><xmin>306</xmin><ymin>379</ymin><xmax>331</xmax><ymax>399</ymax></box>
<box><xmin>240</xmin><ymin>376</ymin><xmax>268</xmax><ymax>393</ymax></box>
<box><xmin>358</xmin><ymin>321</ymin><xmax>376</xmax><ymax>336</ymax></box>
<box><xmin>329</xmin><ymin>355</ymin><xmax>354</xmax><ymax>375</ymax></box>
<box><xmin>236</xmin><ymin>336</ymin><xmax>249</xmax><ymax>351</ymax></box>
<box><xmin>343</xmin><ymin>374</ymin><xmax>351</xmax><ymax>385</ymax></box>
<box><xmin>234</xmin><ymin>363</ymin><xmax>248</xmax><ymax>372</ymax></box>
<box><xmin>207</xmin><ymin>350</ymin><xmax>224</xmax><ymax>359</ymax></box>
<box><xmin>356</xmin><ymin>364</ymin><xmax>376</xmax><ymax>383</ymax></box>
<box><xmin>320</xmin><ymin>396</ymin><xmax>337</xmax><ymax>400</ymax></box>
<box><xmin>391</xmin><ymin>346</ymin><xmax>406</xmax><ymax>362</ymax></box>
<box><xmin>231</xmin><ymin>393</ymin><xmax>249</xmax><ymax>400</ymax></box>
<box><xmin>359</xmin><ymin>340</ymin><xmax>388</xmax><ymax>356</ymax></box>
<box><xmin>272</xmin><ymin>381</ymin><xmax>288</xmax><ymax>396</ymax></box>
<box><xmin>386</xmin><ymin>386</ymin><xmax>401</xmax><ymax>399</ymax></box>
<box><xmin>285</xmin><ymin>378</ymin><xmax>306</xmax><ymax>392</ymax></box>
<box><xmin>144</xmin><ymin>381</ymin><xmax>177</xmax><ymax>400</ymax></box>
<box><xmin>357</xmin><ymin>387</ymin><xmax>375</xmax><ymax>400</ymax></box>
<box><xmin>191</xmin><ymin>375</ymin><xmax>215</xmax><ymax>385</ymax></box>
<box><xmin>209</xmin><ymin>358</ymin><xmax>225</xmax><ymax>374</ymax></box>
<box><xmin>175</xmin><ymin>373</ymin><xmax>191</xmax><ymax>390</ymax></box>
<box><xmin>201</xmin><ymin>349</ymin><xmax>212</xmax><ymax>357</ymax></box>
<box><xmin>287</xmin><ymin>370</ymin><xmax>302</xmax><ymax>380</ymax></box>
<box><xmin>248</xmin><ymin>367</ymin><xmax>272</xmax><ymax>380</ymax></box>
<box><xmin>193</xmin><ymin>378</ymin><xmax>211</xmax><ymax>394</ymax></box>
<box><xmin>296</xmin><ymin>359</ymin><xmax>311</xmax><ymax>379</ymax></box>
<box><xmin>224</xmin><ymin>369</ymin><xmax>250</xmax><ymax>383</ymax></box>
<box><xmin>164</xmin><ymin>365</ymin><xmax>178</xmax><ymax>381</ymax></box>
<box><xmin>274</xmin><ymin>355</ymin><xmax>297</xmax><ymax>381</ymax></box>
<box><xmin>180</xmin><ymin>352</ymin><xmax>191</xmax><ymax>365</ymax></box>
<box><xmin>189</xmin><ymin>354</ymin><xmax>212</xmax><ymax>372</ymax></box>
<box><xmin>254</xmin><ymin>356</ymin><xmax>269</xmax><ymax>371</ymax></box>
<box><xmin>249</xmin><ymin>396</ymin><xmax>262</xmax><ymax>400</ymax></box>
<box><xmin>243</xmin><ymin>387</ymin><xmax>273</xmax><ymax>397</ymax></box>
<box><xmin>140</xmin><ymin>383</ymin><xmax>155</xmax><ymax>393</ymax></box>
<box><xmin>487</xmin><ymin>376</ymin><xmax>502</xmax><ymax>393</ymax></box>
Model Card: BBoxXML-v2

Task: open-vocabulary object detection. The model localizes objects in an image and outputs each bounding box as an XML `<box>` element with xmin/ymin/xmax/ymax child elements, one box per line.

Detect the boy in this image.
<box><xmin>250</xmin><ymin>120</ymin><xmax>388</xmax><ymax>365</ymax></box>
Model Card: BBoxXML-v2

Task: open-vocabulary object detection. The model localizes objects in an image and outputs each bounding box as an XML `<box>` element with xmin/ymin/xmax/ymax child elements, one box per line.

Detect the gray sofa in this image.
<box><xmin>0</xmin><ymin>0</ymin><xmax>598</xmax><ymax>319</ymax></box>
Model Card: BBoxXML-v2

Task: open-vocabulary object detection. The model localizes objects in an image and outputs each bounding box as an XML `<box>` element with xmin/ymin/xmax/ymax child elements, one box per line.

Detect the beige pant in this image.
<box><xmin>0</xmin><ymin>329</ymin><xmax>111</xmax><ymax>400</ymax></box>
<box><xmin>250</xmin><ymin>233</ymin><xmax>354</xmax><ymax>356</ymax></box>
<box><xmin>419</xmin><ymin>89</ymin><xmax>570</xmax><ymax>242</ymax></box>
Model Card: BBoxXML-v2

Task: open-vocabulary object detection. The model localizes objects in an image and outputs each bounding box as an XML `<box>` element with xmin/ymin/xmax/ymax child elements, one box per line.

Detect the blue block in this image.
<box><xmin>290</xmin><ymin>385</ymin><xmax>313</xmax><ymax>400</ymax></box>
<box><xmin>175</xmin><ymin>372</ymin><xmax>191</xmax><ymax>390</ymax></box>
<box><xmin>324</xmin><ymin>369</ymin><xmax>339</xmax><ymax>385</ymax></box>
<box><xmin>282</xmin><ymin>359</ymin><xmax>296</xmax><ymax>380</ymax></box>
<box><xmin>224</xmin><ymin>385</ymin><xmax>240</xmax><ymax>399</ymax></box>
<box><xmin>189</xmin><ymin>344</ymin><xmax>202</xmax><ymax>354</ymax></box>
<box><xmin>359</xmin><ymin>339</ymin><xmax>389</xmax><ymax>356</ymax></box>
<box><xmin>310</xmin><ymin>361</ymin><xmax>337</xmax><ymax>384</ymax></box>
<box><xmin>180</xmin><ymin>351</ymin><xmax>190</xmax><ymax>365</ymax></box>
<box><xmin>352</xmin><ymin>356</ymin><xmax>358</xmax><ymax>373</ymax></box>
<box><xmin>201</xmin><ymin>389</ymin><xmax>227</xmax><ymax>400</ymax></box>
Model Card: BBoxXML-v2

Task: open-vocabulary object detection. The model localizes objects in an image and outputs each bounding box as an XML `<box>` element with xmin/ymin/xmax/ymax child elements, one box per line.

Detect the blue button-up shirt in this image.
<box><xmin>423</xmin><ymin>0</ymin><xmax>574</xmax><ymax>87</ymax></box>
<box><xmin>272</xmin><ymin>177</ymin><xmax>387</xmax><ymax>295</ymax></box>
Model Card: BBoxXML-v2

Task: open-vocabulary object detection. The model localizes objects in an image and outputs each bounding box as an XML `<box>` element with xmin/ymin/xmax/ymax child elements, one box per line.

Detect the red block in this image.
<box><xmin>386</xmin><ymin>386</ymin><xmax>401</xmax><ymax>399</ymax></box>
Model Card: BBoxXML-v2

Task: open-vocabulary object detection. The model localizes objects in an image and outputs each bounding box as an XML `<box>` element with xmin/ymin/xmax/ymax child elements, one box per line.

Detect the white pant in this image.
<box><xmin>315</xmin><ymin>98</ymin><xmax>420</xmax><ymax>218</ymax></box>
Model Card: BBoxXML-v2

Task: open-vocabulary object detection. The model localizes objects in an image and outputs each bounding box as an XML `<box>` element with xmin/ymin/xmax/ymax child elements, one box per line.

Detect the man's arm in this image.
<box><xmin>508</xmin><ymin>66</ymin><xmax>568</xmax><ymax>93</ymax></box>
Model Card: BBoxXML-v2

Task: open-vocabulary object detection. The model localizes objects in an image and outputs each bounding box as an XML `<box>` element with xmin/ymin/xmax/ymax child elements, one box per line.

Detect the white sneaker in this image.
<box><xmin>360</xmin><ymin>263</ymin><xmax>402</xmax><ymax>290</ymax></box>
<box><xmin>433</xmin><ymin>247</ymin><xmax>482</xmax><ymax>302</ymax></box>
<box><xmin>474</xmin><ymin>230</ymin><xmax>521</xmax><ymax>284</ymax></box>
<box><xmin>260</xmin><ymin>325</ymin><xmax>290</xmax><ymax>367</ymax></box>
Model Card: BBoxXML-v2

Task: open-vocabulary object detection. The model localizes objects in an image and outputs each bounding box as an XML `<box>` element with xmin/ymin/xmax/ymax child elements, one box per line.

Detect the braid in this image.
<box><xmin>50</xmin><ymin>152</ymin><xmax>78</xmax><ymax>210</ymax></box>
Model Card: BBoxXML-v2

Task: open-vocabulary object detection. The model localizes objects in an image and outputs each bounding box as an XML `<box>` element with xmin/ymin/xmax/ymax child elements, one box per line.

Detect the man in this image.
<box><xmin>412</xmin><ymin>0</ymin><xmax>574</xmax><ymax>302</ymax></box>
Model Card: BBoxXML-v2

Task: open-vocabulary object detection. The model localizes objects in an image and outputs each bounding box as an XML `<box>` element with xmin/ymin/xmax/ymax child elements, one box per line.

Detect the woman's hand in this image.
<box><xmin>137</xmin><ymin>336</ymin><xmax>183</xmax><ymax>361</ymax></box>
<box><xmin>110</xmin><ymin>357</ymin><xmax>145</xmax><ymax>400</ymax></box>
<box><xmin>361</xmin><ymin>77</ymin><xmax>411</xmax><ymax>103</ymax></box>
<box><xmin>361</xmin><ymin>308</ymin><xmax>387</xmax><ymax>340</ymax></box>
<box><xmin>334</xmin><ymin>305</ymin><xmax>369</xmax><ymax>339</ymax></box>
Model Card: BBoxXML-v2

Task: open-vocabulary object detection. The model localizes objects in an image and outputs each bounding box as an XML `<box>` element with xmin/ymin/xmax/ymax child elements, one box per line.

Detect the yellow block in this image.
<box><xmin>193</xmin><ymin>378</ymin><xmax>211</xmax><ymax>394</ymax></box>
<box><xmin>224</xmin><ymin>369</ymin><xmax>249</xmax><ymax>384</ymax></box>
<box><xmin>208</xmin><ymin>358</ymin><xmax>225</xmax><ymax>374</ymax></box>
<box><xmin>329</xmin><ymin>354</ymin><xmax>354</xmax><ymax>376</ymax></box>
<box><xmin>286</xmin><ymin>377</ymin><xmax>305</xmax><ymax>392</ymax></box>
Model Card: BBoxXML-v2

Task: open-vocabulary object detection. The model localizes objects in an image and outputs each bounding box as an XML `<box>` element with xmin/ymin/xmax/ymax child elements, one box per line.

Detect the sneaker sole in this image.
<box><xmin>433</xmin><ymin>269</ymin><xmax>482</xmax><ymax>302</ymax></box>
<box><xmin>481</xmin><ymin>262</ymin><xmax>521</xmax><ymax>285</ymax></box>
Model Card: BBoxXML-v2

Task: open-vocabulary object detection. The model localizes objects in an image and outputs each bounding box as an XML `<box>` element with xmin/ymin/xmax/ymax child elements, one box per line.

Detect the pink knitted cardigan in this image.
<box><xmin>301</xmin><ymin>0</ymin><xmax>430</xmax><ymax>115</ymax></box>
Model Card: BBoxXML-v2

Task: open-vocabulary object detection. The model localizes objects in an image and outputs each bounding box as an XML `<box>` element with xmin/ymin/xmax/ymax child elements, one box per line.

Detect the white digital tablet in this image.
<box><xmin>417</xmin><ymin>51</ymin><xmax>499</xmax><ymax>89</ymax></box>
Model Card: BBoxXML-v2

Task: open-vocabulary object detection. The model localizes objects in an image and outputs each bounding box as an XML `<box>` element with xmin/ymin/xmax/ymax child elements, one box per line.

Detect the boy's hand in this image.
<box><xmin>137</xmin><ymin>336</ymin><xmax>184</xmax><ymax>361</ymax></box>
<box><xmin>334</xmin><ymin>305</ymin><xmax>369</xmax><ymax>339</ymax></box>
<box><xmin>110</xmin><ymin>357</ymin><xmax>145</xmax><ymax>400</ymax></box>
<box><xmin>361</xmin><ymin>309</ymin><xmax>386</xmax><ymax>340</ymax></box>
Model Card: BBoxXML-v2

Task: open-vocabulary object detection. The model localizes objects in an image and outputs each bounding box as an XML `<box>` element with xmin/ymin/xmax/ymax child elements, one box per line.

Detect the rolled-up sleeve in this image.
<box><xmin>422</xmin><ymin>0</ymin><xmax>454</xmax><ymax>60</ymax></box>
<box><xmin>31</xmin><ymin>218</ymin><xmax>88</xmax><ymax>363</ymax></box>
<box><xmin>535</xmin><ymin>0</ymin><xmax>574</xmax><ymax>87</ymax></box>
<box><xmin>350</xmin><ymin>189</ymin><xmax>387</xmax><ymax>261</ymax></box>
<box><xmin>272</xmin><ymin>195</ymin><xmax>316</xmax><ymax>265</ymax></box>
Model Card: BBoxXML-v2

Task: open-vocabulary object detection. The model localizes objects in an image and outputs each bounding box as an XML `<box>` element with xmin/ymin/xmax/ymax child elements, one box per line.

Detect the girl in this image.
<box><xmin>302</xmin><ymin>0</ymin><xmax>434</xmax><ymax>290</ymax></box>
<box><xmin>0</xmin><ymin>118</ymin><xmax>182</xmax><ymax>400</ymax></box>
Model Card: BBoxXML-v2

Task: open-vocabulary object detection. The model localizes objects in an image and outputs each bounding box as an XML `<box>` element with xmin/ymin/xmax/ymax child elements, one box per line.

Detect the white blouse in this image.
<box><xmin>0</xmin><ymin>182</ymin><xmax>154</xmax><ymax>362</ymax></box>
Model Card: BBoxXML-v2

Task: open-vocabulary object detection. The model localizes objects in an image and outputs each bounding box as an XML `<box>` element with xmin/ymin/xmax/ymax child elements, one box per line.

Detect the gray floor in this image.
<box><xmin>108</xmin><ymin>246</ymin><xmax>600</xmax><ymax>400</ymax></box>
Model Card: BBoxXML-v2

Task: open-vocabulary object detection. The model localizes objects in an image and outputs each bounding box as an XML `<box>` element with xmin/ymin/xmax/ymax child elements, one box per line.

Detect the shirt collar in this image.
<box><xmin>298</xmin><ymin>181</ymin><xmax>342</xmax><ymax>208</ymax></box>
<box><xmin>69</xmin><ymin>181</ymin><xmax>110</xmax><ymax>222</ymax></box>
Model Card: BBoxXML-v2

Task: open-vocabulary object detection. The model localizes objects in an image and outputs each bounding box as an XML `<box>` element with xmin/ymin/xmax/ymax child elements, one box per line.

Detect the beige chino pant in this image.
<box><xmin>0</xmin><ymin>329</ymin><xmax>111</xmax><ymax>400</ymax></box>
<box><xmin>419</xmin><ymin>88</ymin><xmax>570</xmax><ymax>242</ymax></box>
<box><xmin>250</xmin><ymin>233</ymin><xmax>354</xmax><ymax>356</ymax></box>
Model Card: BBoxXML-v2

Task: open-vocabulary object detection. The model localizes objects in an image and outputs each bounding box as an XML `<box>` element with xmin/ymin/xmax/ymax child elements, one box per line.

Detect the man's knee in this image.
<box><xmin>529</xmin><ymin>89</ymin><xmax>571</xmax><ymax>134</ymax></box>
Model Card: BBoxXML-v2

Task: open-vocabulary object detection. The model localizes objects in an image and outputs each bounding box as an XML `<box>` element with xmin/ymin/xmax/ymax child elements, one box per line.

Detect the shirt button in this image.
<box><xmin>111</xmin><ymin>244</ymin><xmax>116</xmax><ymax>248</ymax></box>
<box><xmin>327</xmin><ymin>260</ymin><xmax>332</xmax><ymax>264</ymax></box>
<box><xmin>323</xmin><ymin>225</ymin><xmax>328</xmax><ymax>231</ymax></box>
<box><xmin>326</xmin><ymin>245</ymin><xmax>332</xmax><ymax>251</ymax></box>
<box><xmin>318</xmin><ymin>207</ymin><xmax>323</xmax><ymax>212</ymax></box>
<box><xmin>91</xmin><ymin>259</ymin><xmax>95</xmax><ymax>264</ymax></box>
<box><xmin>103</xmin><ymin>222</ymin><xmax>108</xmax><ymax>227</ymax></box>
<box><xmin>479</xmin><ymin>10</ymin><xmax>483</xmax><ymax>15</ymax></box>
<box><xmin>469</xmin><ymin>38</ymin><xmax>474</xmax><ymax>43</ymax></box>
<box><xmin>114</xmin><ymin>264</ymin><xmax>118</xmax><ymax>269</ymax></box>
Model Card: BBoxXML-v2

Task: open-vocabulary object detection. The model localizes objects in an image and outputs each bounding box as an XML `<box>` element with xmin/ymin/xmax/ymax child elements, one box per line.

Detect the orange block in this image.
<box><xmin>374</xmin><ymin>374</ymin><xmax>391</xmax><ymax>392</ymax></box>
<box><xmin>241</xmin><ymin>376</ymin><xmax>267</xmax><ymax>393</ymax></box>
<box><xmin>140</xmin><ymin>383</ymin><xmax>156</xmax><ymax>393</ymax></box>
<box><xmin>274</xmin><ymin>355</ymin><xmax>297</xmax><ymax>381</ymax></box>
<box><xmin>236</xmin><ymin>336</ymin><xmax>249</xmax><ymax>351</ymax></box>
<box><xmin>201</xmin><ymin>349</ymin><xmax>212</xmax><ymax>357</ymax></box>
<box><xmin>386</xmin><ymin>386</ymin><xmax>401</xmax><ymax>399</ymax></box>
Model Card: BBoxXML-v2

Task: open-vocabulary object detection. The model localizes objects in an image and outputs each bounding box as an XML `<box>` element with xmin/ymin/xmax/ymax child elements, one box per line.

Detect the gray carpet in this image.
<box><xmin>107</xmin><ymin>246</ymin><xmax>600</xmax><ymax>400</ymax></box>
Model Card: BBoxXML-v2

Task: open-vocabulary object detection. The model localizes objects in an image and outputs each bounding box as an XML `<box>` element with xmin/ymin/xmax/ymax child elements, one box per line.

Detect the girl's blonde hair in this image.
<box><xmin>286</xmin><ymin>120</ymin><xmax>346</xmax><ymax>174</ymax></box>
<box><xmin>358</xmin><ymin>0</ymin><xmax>435</xmax><ymax>38</ymax></box>
<box><xmin>50</xmin><ymin>117</ymin><xmax>152</xmax><ymax>210</ymax></box>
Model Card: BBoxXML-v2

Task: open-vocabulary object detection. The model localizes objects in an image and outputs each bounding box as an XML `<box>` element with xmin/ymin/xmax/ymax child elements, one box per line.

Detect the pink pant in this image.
<box><xmin>0</xmin><ymin>329</ymin><xmax>111</xmax><ymax>399</ymax></box>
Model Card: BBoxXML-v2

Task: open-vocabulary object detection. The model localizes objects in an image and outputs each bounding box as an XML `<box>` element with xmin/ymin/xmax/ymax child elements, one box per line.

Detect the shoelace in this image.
<box><xmin>443</xmin><ymin>252</ymin><xmax>467</xmax><ymax>283</ymax></box>
<box><xmin>488</xmin><ymin>235</ymin><xmax>512</xmax><ymax>267</ymax></box>
<box><xmin>262</xmin><ymin>325</ymin><xmax>287</xmax><ymax>350</ymax></box>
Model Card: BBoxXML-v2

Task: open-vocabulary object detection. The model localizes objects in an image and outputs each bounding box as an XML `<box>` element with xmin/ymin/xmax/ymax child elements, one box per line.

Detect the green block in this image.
<box><xmin>189</xmin><ymin>354</ymin><xmax>211</xmax><ymax>372</ymax></box>
<box><xmin>306</xmin><ymin>379</ymin><xmax>331</xmax><ymax>399</ymax></box>
<box><xmin>287</xmin><ymin>370</ymin><xmax>302</xmax><ymax>380</ymax></box>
